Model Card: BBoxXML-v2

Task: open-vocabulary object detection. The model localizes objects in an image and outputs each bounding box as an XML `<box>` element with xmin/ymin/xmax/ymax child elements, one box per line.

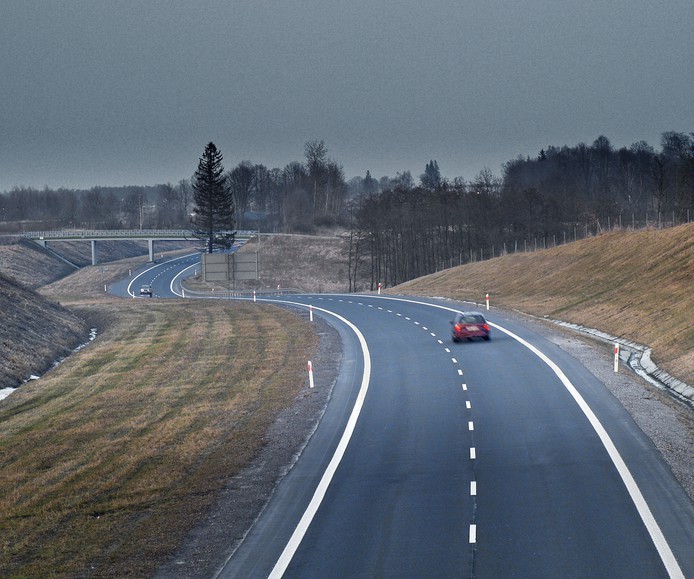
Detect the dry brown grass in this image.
<box><xmin>0</xmin><ymin>274</ymin><xmax>87</xmax><ymax>389</ymax></box>
<box><xmin>235</xmin><ymin>233</ymin><xmax>347</xmax><ymax>292</ymax></box>
<box><xmin>0</xmin><ymin>238</ymin><xmax>77</xmax><ymax>288</ymax></box>
<box><xmin>393</xmin><ymin>223</ymin><xmax>694</xmax><ymax>383</ymax></box>
<box><xmin>0</xmin><ymin>297</ymin><xmax>317</xmax><ymax>577</ymax></box>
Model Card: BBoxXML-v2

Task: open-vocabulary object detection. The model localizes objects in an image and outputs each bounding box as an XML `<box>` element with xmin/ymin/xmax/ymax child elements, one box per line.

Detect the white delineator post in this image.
<box><xmin>307</xmin><ymin>360</ymin><xmax>315</xmax><ymax>388</ymax></box>
<box><xmin>253</xmin><ymin>290</ymin><xmax>256</xmax><ymax>303</ymax></box>
<box><xmin>378</xmin><ymin>282</ymin><xmax>382</xmax><ymax>295</ymax></box>
<box><xmin>614</xmin><ymin>343</ymin><xmax>620</xmax><ymax>372</ymax></box>
<box><xmin>485</xmin><ymin>293</ymin><xmax>490</xmax><ymax>310</ymax></box>
<box><xmin>309</xmin><ymin>304</ymin><xmax>313</xmax><ymax>322</ymax></box>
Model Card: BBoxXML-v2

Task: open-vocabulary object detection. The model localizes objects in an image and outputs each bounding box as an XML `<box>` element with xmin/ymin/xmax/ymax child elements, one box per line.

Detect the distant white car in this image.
<box><xmin>140</xmin><ymin>285</ymin><xmax>152</xmax><ymax>297</ymax></box>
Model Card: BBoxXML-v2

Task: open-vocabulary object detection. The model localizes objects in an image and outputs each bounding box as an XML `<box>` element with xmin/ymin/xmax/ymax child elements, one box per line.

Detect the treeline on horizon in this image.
<box><xmin>348</xmin><ymin>131</ymin><xmax>693</xmax><ymax>290</ymax></box>
<box><xmin>1</xmin><ymin>132</ymin><xmax>692</xmax><ymax>289</ymax></box>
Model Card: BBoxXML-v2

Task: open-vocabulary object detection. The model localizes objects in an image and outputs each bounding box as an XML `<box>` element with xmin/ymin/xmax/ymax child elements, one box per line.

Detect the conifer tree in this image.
<box><xmin>191</xmin><ymin>142</ymin><xmax>235</xmax><ymax>253</ymax></box>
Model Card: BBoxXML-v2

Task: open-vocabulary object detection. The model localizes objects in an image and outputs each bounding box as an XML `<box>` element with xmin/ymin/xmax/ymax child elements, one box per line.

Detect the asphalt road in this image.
<box><xmin>221</xmin><ymin>295</ymin><xmax>694</xmax><ymax>578</ymax></box>
<box><xmin>111</xmin><ymin>260</ymin><xmax>694</xmax><ymax>577</ymax></box>
<box><xmin>108</xmin><ymin>253</ymin><xmax>200</xmax><ymax>299</ymax></box>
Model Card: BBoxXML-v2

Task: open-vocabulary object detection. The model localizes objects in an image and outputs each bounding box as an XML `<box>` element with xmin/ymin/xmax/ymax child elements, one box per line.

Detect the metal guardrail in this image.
<box><xmin>180</xmin><ymin>288</ymin><xmax>302</xmax><ymax>299</ymax></box>
<box><xmin>19</xmin><ymin>229</ymin><xmax>258</xmax><ymax>240</ymax></box>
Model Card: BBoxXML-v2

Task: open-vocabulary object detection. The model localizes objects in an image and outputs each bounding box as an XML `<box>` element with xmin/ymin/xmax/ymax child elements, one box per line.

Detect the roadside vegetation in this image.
<box><xmin>0</xmin><ymin>291</ymin><xmax>317</xmax><ymax>576</ymax></box>
<box><xmin>0</xmin><ymin>273</ymin><xmax>86</xmax><ymax>390</ymax></box>
<box><xmin>186</xmin><ymin>232</ymin><xmax>347</xmax><ymax>293</ymax></box>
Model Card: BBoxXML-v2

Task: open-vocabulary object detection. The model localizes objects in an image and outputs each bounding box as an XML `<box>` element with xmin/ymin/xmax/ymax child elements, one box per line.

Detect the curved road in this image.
<box><xmin>109</xmin><ymin>253</ymin><xmax>200</xmax><ymax>299</ymax></box>
<box><xmin>113</xmin><ymin>259</ymin><xmax>694</xmax><ymax>577</ymax></box>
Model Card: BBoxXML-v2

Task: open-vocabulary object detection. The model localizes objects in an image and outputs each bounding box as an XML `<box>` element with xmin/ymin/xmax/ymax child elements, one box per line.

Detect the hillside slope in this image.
<box><xmin>0</xmin><ymin>273</ymin><xmax>87</xmax><ymax>389</ymax></box>
<box><xmin>0</xmin><ymin>237</ymin><xmax>77</xmax><ymax>288</ymax></box>
<box><xmin>233</xmin><ymin>233</ymin><xmax>347</xmax><ymax>292</ymax></box>
<box><xmin>394</xmin><ymin>223</ymin><xmax>694</xmax><ymax>383</ymax></box>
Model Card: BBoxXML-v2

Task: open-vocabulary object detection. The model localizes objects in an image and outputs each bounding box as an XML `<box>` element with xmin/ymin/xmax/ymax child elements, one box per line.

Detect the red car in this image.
<box><xmin>451</xmin><ymin>312</ymin><xmax>490</xmax><ymax>342</ymax></box>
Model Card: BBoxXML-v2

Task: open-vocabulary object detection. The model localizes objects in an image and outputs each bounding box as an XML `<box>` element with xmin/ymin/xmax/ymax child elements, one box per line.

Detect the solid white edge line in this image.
<box><xmin>126</xmin><ymin>252</ymin><xmax>198</xmax><ymax>297</ymax></box>
<box><xmin>262</xmin><ymin>301</ymin><xmax>372</xmax><ymax>579</ymax></box>
<box><xmin>359</xmin><ymin>294</ymin><xmax>683</xmax><ymax>578</ymax></box>
<box><xmin>491</xmin><ymin>322</ymin><xmax>684</xmax><ymax>578</ymax></box>
<box><xmin>170</xmin><ymin>260</ymin><xmax>200</xmax><ymax>296</ymax></box>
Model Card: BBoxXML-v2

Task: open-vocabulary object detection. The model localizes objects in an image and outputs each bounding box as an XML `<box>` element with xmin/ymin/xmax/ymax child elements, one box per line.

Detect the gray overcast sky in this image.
<box><xmin>1</xmin><ymin>0</ymin><xmax>692</xmax><ymax>191</ymax></box>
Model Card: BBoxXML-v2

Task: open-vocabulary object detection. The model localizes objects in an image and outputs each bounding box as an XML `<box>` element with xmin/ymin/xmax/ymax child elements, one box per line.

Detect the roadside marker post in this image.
<box><xmin>485</xmin><ymin>293</ymin><xmax>490</xmax><ymax>310</ymax></box>
<box><xmin>378</xmin><ymin>282</ymin><xmax>382</xmax><ymax>295</ymax></box>
<box><xmin>309</xmin><ymin>304</ymin><xmax>313</xmax><ymax>322</ymax></box>
<box><xmin>308</xmin><ymin>360</ymin><xmax>315</xmax><ymax>388</ymax></box>
<box><xmin>614</xmin><ymin>343</ymin><xmax>620</xmax><ymax>372</ymax></box>
<box><xmin>253</xmin><ymin>290</ymin><xmax>256</xmax><ymax>303</ymax></box>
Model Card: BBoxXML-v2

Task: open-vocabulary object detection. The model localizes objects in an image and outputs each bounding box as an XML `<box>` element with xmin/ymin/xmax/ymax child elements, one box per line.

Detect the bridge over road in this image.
<box><xmin>21</xmin><ymin>229</ymin><xmax>257</xmax><ymax>265</ymax></box>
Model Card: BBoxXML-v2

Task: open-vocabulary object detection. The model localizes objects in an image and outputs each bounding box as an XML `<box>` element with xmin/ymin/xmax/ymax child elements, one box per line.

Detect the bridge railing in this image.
<box><xmin>20</xmin><ymin>229</ymin><xmax>258</xmax><ymax>240</ymax></box>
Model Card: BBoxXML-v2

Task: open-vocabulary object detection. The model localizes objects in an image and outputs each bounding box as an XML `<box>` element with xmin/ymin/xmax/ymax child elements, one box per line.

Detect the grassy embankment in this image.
<box><xmin>185</xmin><ymin>233</ymin><xmax>348</xmax><ymax>293</ymax></box>
<box><xmin>395</xmin><ymin>223</ymin><xmax>694</xmax><ymax>383</ymax></box>
<box><xmin>1</xmin><ymin>261</ymin><xmax>318</xmax><ymax>576</ymax></box>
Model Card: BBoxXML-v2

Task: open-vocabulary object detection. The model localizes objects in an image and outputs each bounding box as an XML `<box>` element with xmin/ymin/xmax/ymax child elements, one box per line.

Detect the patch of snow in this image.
<box><xmin>1</xmin><ymin>328</ymin><xmax>98</xmax><ymax>403</ymax></box>
<box><xmin>0</xmin><ymin>387</ymin><xmax>16</xmax><ymax>401</ymax></box>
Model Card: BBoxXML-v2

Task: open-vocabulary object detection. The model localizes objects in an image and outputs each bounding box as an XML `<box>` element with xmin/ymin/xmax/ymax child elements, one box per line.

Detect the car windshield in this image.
<box><xmin>457</xmin><ymin>314</ymin><xmax>485</xmax><ymax>324</ymax></box>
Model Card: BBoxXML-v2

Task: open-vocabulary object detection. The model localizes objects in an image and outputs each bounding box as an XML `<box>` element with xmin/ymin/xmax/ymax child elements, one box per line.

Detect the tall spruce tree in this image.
<box><xmin>420</xmin><ymin>160</ymin><xmax>442</xmax><ymax>190</ymax></box>
<box><xmin>191</xmin><ymin>142</ymin><xmax>235</xmax><ymax>253</ymax></box>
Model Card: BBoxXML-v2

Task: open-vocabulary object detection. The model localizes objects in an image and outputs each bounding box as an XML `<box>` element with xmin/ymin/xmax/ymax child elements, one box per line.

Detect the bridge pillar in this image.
<box><xmin>91</xmin><ymin>240</ymin><xmax>99</xmax><ymax>265</ymax></box>
<box><xmin>148</xmin><ymin>239</ymin><xmax>154</xmax><ymax>262</ymax></box>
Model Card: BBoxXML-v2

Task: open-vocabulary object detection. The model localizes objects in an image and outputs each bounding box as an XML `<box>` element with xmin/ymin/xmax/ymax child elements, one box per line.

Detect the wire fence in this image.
<box><xmin>468</xmin><ymin>210</ymin><xmax>693</xmax><ymax>265</ymax></box>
